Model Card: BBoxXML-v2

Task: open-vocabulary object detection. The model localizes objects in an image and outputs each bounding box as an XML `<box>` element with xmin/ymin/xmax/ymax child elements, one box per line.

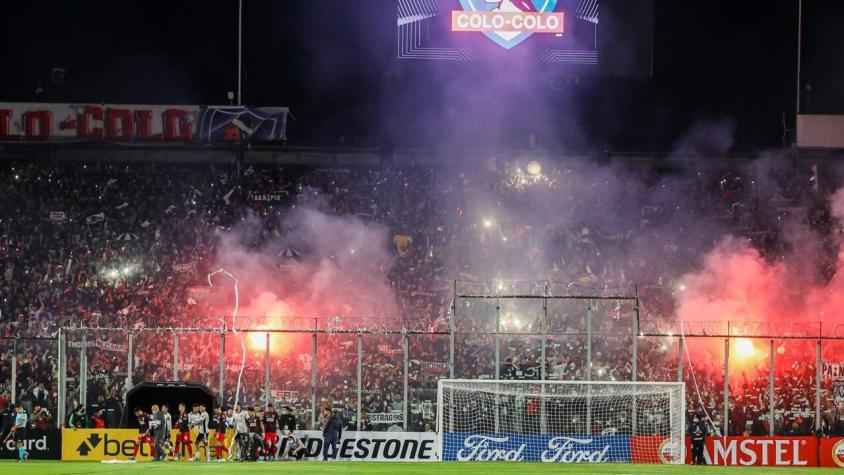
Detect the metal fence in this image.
<box><xmin>3</xmin><ymin>282</ymin><xmax>844</xmax><ymax>436</ymax></box>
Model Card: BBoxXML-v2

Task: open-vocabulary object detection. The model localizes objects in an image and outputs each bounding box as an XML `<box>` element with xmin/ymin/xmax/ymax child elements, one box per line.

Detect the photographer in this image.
<box><xmin>285</xmin><ymin>432</ymin><xmax>307</xmax><ymax>460</ymax></box>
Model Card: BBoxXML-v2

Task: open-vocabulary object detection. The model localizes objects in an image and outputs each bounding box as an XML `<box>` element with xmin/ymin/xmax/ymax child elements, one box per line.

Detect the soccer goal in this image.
<box><xmin>436</xmin><ymin>380</ymin><xmax>685</xmax><ymax>464</ymax></box>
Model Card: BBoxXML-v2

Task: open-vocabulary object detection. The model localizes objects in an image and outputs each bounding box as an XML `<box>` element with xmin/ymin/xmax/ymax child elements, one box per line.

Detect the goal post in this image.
<box><xmin>436</xmin><ymin>379</ymin><xmax>685</xmax><ymax>464</ymax></box>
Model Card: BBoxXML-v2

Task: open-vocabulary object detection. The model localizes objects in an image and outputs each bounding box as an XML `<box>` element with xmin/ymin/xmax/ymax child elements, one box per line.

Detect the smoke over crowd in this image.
<box><xmin>7</xmin><ymin>0</ymin><xmax>844</xmax><ymax>447</ymax></box>
<box><xmin>674</xmin><ymin>172</ymin><xmax>844</xmax><ymax>328</ymax></box>
<box><xmin>209</xmin><ymin>198</ymin><xmax>400</xmax><ymax>351</ymax></box>
<box><xmin>190</xmin><ymin>21</ymin><xmax>844</xmax><ymax>342</ymax></box>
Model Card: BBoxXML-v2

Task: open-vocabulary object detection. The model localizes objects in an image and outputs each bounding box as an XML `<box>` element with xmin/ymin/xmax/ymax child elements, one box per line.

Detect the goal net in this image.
<box><xmin>436</xmin><ymin>380</ymin><xmax>685</xmax><ymax>464</ymax></box>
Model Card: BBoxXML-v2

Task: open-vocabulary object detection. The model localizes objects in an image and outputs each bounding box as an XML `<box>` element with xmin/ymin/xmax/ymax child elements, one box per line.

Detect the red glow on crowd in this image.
<box><xmin>208</xmin><ymin>290</ymin><xmax>316</xmax><ymax>358</ymax></box>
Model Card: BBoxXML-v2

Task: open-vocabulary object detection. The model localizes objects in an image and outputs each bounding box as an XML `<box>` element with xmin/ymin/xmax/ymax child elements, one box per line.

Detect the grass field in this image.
<box><xmin>0</xmin><ymin>461</ymin><xmax>835</xmax><ymax>474</ymax></box>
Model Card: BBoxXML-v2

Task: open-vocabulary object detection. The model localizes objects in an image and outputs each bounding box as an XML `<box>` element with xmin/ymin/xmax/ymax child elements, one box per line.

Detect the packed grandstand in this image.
<box><xmin>0</xmin><ymin>156</ymin><xmax>840</xmax><ymax>439</ymax></box>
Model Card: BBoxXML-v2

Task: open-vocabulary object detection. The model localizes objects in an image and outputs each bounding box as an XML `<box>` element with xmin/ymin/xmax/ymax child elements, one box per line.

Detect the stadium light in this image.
<box><xmin>526</xmin><ymin>160</ymin><xmax>542</xmax><ymax>175</ymax></box>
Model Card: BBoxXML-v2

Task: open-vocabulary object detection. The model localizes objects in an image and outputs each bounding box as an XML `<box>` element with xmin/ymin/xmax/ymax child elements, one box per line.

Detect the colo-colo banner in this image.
<box><xmin>0</xmin><ymin>103</ymin><xmax>288</xmax><ymax>143</ymax></box>
<box><xmin>1</xmin><ymin>429</ymin><xmax>61</xmax><ymax>460</ymax></box>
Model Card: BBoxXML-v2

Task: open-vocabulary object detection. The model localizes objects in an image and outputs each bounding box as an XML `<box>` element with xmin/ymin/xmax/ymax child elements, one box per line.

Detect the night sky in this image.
<box><xmin>0</xmin><ymin>0</ymin><xmax>841</xmax><ymax>150</ymax></box>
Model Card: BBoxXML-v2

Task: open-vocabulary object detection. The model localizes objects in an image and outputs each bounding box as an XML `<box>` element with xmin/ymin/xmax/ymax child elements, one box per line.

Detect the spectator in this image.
<box><xmin>0</xmin><ymin>158</ymin><xmax>839</xmax><ymax>433</ymax></box>
<box><xmin>90</xmin><ymin>409</ymin><xmax>106</xmax><ymax>428</ymax></box>
<box><xmin>31</xmin><ymin>382</ymin><xmax>49</xmax><ymax>409</ymax></box>
<box><xmin>68</xmin><ymin>406</ymin><xmax>87</xmax><ymax>429</ymax></box>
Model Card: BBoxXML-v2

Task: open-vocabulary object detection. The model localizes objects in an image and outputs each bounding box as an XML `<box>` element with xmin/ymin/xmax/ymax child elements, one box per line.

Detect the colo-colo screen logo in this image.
<box><xmin>456</xmin><ymin>435</ymin><xmax>612</xmax><ymax>462</ymax></box>
<box><xmin>451</xmin><ymin>0</ymin><xmax>564</xmax><ymax>49</ymax></box>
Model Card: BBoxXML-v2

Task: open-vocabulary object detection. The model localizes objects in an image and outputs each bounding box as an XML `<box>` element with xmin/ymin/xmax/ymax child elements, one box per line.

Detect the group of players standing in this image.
<box><xmin>132</xmin><ymin>402</ymin><xmax>305</xmax><ymax>462</ymax></box>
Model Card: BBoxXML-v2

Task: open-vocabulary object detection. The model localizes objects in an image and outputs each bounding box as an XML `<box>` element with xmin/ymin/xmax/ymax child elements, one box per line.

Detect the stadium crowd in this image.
<box><xmin>0</xmin><ymin>157</ymin><xmax>843</xmax><ymax>438</ymax></box>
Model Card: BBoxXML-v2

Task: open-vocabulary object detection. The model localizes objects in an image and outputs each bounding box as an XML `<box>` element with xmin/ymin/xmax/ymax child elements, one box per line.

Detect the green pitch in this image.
<box><xmin>0</xmin><ymin>461</ymin><xmax>835</xmax><ymax>474</ymax></box>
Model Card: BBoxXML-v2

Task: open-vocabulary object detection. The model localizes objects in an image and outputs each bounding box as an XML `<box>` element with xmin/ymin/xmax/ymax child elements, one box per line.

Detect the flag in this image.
<box><xmin>231</xmin><ymin>117</ymin><xmax>254</xmax><ymax>137</ymax></box>
<box><xmin>197</xmin><ymin>106</ymin><xmax>289</xmax><ymax>143</ymax></box>
<box><xmin>86</xmin><ymin>212</ymin><xmax>105</xmax><ymax>225</ymax></box>
<box><xmin>222</xmin><ymin>188</ymin><xmax>235</xmax><ymax>205</ymax></box>
<box><xmin>116</xmin><ymin>232</ymin><xmax>138</xmax><ymax>241</ymax></box>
